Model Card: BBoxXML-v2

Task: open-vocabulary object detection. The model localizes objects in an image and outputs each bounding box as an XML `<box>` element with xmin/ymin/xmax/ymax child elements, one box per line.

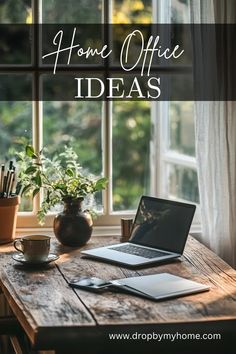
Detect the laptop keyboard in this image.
<box><xmin>109</xmin><ymin>244</ymin><xmax>169</xmax><ymax>259</ymax></box>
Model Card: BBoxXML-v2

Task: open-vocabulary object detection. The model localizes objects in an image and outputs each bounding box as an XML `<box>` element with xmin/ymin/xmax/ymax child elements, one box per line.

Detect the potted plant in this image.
<box><xmin>16</xmin><ymin>145</ymin><xmax>108</xmax><ymax>247</ymax></box>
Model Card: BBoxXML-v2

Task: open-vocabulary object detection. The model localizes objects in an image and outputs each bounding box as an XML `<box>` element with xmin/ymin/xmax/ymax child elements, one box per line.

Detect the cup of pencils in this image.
<box><xmin>0</xmin><ymin>161</ymin><xmax>20</xmax><ymax>244</ymax></box>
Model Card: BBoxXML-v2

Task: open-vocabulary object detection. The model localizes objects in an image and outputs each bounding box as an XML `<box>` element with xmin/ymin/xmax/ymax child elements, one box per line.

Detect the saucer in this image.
<box><xmin>12</xmin><ymin>253</ymin><xmax>59</xmax><ymax>265</ymax></box>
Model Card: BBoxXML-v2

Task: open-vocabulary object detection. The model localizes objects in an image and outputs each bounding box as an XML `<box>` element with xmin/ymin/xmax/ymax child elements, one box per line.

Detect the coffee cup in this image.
<box><xmin>13</xmin><ymin>235</ymin><xmax>50</xmax><ymax>263</ymax></box>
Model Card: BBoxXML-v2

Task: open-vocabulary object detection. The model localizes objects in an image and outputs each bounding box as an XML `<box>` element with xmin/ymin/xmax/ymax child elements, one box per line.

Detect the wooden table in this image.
<box><xmin>0</xmin><ymin>236</ymin><xmax>235</xmax><ymax>354</ymax></box>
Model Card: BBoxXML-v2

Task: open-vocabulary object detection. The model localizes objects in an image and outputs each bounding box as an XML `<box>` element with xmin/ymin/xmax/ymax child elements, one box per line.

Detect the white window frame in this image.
<box><xmin>14</xmin><ymin>0</ymin><xmax>200</xmax><ymax>233</ymax></box>
<box><xmin>152</xmin><ymin>0</ymin><xmax>201</xmax><ymax>231</ymax></box>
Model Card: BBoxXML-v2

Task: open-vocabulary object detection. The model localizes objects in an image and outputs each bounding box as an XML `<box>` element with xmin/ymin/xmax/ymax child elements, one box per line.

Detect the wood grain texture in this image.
<box><xmin>0</xmin><ymin>241</ymin><xmax>95</xmax><ymax>347</ymax></box>
<box><xmin>0</xmin><ymin>235</ymin><xmax>235</xmax><ymax>352</ymax></box>
<box><xmin>55</xmin><ymin>236</ymin><xmax>236</xmax><ymax>326</ymax></box>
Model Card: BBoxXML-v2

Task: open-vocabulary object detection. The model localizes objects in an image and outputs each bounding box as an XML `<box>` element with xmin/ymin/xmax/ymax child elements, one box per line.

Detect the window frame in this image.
<box><xmin>153</xmin><ymin>0</ymin><xmax>200</xmax><ymax>229</ymax></box>
<box><xmin>0</xmin><ymin>0</ymin><xmax>201</xmax><ymax>232</ymax></box>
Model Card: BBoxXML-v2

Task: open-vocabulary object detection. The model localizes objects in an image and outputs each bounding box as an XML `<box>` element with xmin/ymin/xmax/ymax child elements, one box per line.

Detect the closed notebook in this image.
<box><xmin>112</xmin><ymin>273</ymin><xmax>209</xmax><ymax>300</ymax></box>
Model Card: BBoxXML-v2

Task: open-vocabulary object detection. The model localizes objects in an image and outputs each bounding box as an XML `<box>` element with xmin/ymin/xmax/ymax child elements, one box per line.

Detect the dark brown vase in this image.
<box><xmin>53</xmin><ymin>197</ymin><xmax>93</xmax><ymax>247</ymax></box>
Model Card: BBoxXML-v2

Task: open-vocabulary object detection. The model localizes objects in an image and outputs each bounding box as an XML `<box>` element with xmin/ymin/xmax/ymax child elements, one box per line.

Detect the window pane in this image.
<box><xmin>171</xmin><ymin>0</ymin><xmax>190</xmax><ymax>23</ymax></box>
<box><xmin>0</xmin><ymin>0</ymin><xmax>32</xmax><ymax>23</ymax></box>
<box><xmin>0</xmin><ymin>26</ymin><xmax>31</xmax><ymax>65</ymax></box>
<box><xmin>112</xmin><ymin>101</ymin><xmax>151</xmax><ymax>211</ymax></box>
<box><xmin>42</xmin><ymin>0</ymin><xmax>102</xmax><ymax>23</ymax></box>
<box><xmin>167</xmin><ymin>164</ymin><xmax>199</xmax><ymax>203</ymax></box>
<box><xmin>43</xmin><ymin>101</ymin><xmax>103</xmax><ymax>210</ymax></box>
<box><xmin>112</xmin><ymin>0</ymin><xmax>152</xmax><ymax>23</ymax></box>
<box><xmin>169</xmin><ymin>102</ymin><xmax>195</xmax><ymax>156</ymax></box>
<box><xmin>0</xmin><ymin>101</ymin><xmax>32</xmax><ymax>211</ymax></box>
<box><xmin>0</xmin><ymin>74</ymin><xmax>32</xmax><ymax>100</ymax></box>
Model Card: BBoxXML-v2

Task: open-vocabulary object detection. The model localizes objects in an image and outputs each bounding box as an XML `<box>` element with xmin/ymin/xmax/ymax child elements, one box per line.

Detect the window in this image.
<box><xmin>0</xmin><ymin>0</ymin><xmax>199</xmax><ymax>230</ymax></box>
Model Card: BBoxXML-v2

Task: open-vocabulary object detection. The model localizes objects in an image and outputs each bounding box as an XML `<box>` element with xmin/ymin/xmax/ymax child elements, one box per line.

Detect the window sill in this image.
<box><xmin>16</xmin><ymin>225</ymin><xmax>121</xmax><ymax>238</ymax></box>
<box><xmin>16</xmin><ymin>223</ymin><xmax>201</xmax><ymax>238</ymax></box>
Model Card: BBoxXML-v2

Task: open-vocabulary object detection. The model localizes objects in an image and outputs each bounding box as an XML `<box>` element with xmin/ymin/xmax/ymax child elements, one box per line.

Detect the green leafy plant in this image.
<box><xmin>16</xmin><ymin>145</ymin><xmax>108</xmax><ymax>224</ymax></box>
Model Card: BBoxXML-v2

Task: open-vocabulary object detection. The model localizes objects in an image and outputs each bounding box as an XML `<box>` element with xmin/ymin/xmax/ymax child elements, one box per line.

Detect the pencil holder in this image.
<box><xmin>120</xmin><ymin>218</ymin><xmax>133</xmax><ymax>243</ymax></box>
<box><xmin>0</xmin><ymin>196</ymin><xmax>20</xmax><ymax>244</ymax></box>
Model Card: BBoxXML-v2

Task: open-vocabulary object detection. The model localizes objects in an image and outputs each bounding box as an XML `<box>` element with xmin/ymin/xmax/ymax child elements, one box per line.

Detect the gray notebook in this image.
<box><xmin>112</xmin><ymin>273</ymin><xmax>209</xmax><ymax>300</ymax></box>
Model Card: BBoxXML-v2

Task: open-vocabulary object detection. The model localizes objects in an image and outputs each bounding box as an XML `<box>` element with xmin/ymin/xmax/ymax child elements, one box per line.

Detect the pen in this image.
<box><xmin>6</xmin><ymin>171</ymin><xmax>14</xmax><ymax>197</ymax></box>
<box><xmin>2</xmin><ymin>176</ymin><xmax>7</xmax><ymax>197</ymax></box>
<box><xmin>4</xmin><ymin>170</ymin><xmax>10</xmax><ymax>195</ymax></box>
<box><xmin>0</xmin><ymin>164</ymin><xmax>4</xmax><ymax>193</ymax></box>
<box><xmin>9</xmin><ymin>171</ymin><xmax>16</xmax><ymax>196</ymax></box>
<box><xmin>9</xmin><ymin>161</ymin><xmax>13</xmax><ymax>170</ymax></box>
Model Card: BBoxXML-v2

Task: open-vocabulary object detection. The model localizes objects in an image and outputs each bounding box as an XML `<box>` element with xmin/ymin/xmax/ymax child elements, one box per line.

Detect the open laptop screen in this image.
<box><xmin>129</xmin><ymin>196</ymin><xmax>196</xmax><ymax>254</ymax></box>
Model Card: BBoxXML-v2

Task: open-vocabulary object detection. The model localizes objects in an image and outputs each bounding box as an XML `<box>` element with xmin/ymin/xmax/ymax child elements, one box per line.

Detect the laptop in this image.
<box><xmin>81</xmin><ymin>196</ymin><xmax>196</xmax><ymax>267</ymax></box>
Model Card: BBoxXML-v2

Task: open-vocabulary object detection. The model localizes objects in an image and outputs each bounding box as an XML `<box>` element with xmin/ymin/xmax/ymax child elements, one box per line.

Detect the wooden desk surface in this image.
<box><xmin>0</xmin><ymin>236</ymin><xmax>235</xmax><ymax>353</ymax></box>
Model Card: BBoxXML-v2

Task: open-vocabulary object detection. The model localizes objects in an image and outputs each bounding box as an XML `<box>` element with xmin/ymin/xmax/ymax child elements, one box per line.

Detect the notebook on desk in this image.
<box><xmin>112</xmin><ymin>273</ymin><xmax>210</xmax><ymax>300</ymax></box>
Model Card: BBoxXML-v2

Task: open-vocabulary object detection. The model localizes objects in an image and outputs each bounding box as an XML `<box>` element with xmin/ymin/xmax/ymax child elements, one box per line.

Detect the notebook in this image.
<box><xmin>112</xmin><ymin>273</ymin><xmax>210</xmax><ymax>300</ymax></box>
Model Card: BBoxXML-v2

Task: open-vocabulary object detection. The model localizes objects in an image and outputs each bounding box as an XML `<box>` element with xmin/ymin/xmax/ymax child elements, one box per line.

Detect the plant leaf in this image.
<box><xmin>65</xmin><ymin>168</ymin><xmax>74</xmax><ymax>177</ymax></box>
<box><xmin>15</xmin><ymin>182</ymin><xmax>22</xmax><ymax>195</ymax></box>
<box><xmin>55</xmin><ymin>183</ymin><xmax>66</xmax><ymax>190</ymax></box>
<box><xmin>25</xmin><ymin>166</ymin><xmax>37</xmax><ymax>174</ymax></box>
<box><xmin>34</xmin><ymin>171</ymin><xmax>42</xmax><ymax>187</ymax></box>
<box><xmin>46</xmin><ymin>190</ymin><xmax>50</xmax><ymax>203</ymax></box>
<box><xmin>33</xmin><ymin>188</ymin><xmax>40</xmax><ymax>198</ymax></box>
<box><xmin>25</xmin><ymin>145</ymin><xmax>37</xmax><ymax>159</ymax></box>
<box><xmin>16</xmin><ymin>155</ymin><xmax>23</xmax><ymax>162</ymax></box>
<box><xmin>34</xmin><ymin>163</ymin><xmax>42</xmax><ymax>166</ymax></box>
<box><xmin>95</xmin><ymin>177</ymin><xmax>108</xmax><ymax>191</ymax></box>
<box><xmin>21</xmin><ymin>184</ymin><xmax>32</xmax><ymax>196</ymax></box>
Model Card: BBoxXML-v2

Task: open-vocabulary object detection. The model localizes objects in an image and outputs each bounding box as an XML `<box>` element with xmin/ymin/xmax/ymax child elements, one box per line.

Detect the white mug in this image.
<box><xmin>14</xmin><ymin>235</ymin><xmax>50</xmax><ymax>262</ymax></box>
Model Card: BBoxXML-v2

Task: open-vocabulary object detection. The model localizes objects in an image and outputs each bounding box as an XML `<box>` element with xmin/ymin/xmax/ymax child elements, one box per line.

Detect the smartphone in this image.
<box><xmin>69</xmin><ymin>276</ymin><xmax>111</xmax><ymax>292</ymax></box>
